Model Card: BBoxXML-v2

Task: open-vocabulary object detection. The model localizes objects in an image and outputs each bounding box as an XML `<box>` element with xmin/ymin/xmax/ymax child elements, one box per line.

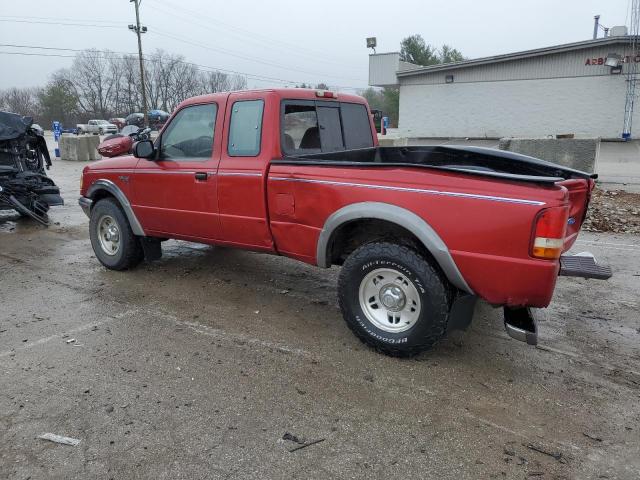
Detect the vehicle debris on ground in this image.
<box><xmin>0</xmin><ymin>111</ymin><xmax>63</xmax><ymax>225</ymax></box>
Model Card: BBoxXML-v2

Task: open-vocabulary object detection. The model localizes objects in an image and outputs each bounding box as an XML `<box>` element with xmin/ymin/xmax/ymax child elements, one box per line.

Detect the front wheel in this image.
<box><xmin>338</xmin><ymin>242</ymin><xmax>452</xmax><ymax>357</ymax></box>
<box><xmin>89</xmin><ymin>198</ymin><xmax>143</xmax><ymax>270</ymax></box>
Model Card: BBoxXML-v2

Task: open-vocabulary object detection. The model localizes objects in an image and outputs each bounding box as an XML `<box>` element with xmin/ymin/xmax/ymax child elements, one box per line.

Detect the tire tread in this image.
<box><xmin>338</xmin><ymin>242</ymin><xmax>452</xmax><ymax>357</ymax></box>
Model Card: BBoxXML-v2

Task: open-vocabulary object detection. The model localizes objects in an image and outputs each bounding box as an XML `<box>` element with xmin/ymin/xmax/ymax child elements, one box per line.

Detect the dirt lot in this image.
<box><xmin>583</xmin><ymin>188</ymin><xmax>640</xmax><ymax>234</ymax></box>
<box><xmin>1</xmin><ymin>159</ymin><xmax>639</xmax><ymax>480</ymax></box>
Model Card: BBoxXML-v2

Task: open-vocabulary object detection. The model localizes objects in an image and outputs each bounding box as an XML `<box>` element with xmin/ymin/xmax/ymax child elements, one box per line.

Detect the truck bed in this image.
<box><xmin>278</xmin><ymin>145</ymin><xmax>596</xmax><ymax>184</ymax></box>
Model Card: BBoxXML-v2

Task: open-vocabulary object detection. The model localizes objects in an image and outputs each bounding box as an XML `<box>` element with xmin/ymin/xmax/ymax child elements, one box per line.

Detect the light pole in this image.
<box><xmin>129</xmin><ymin>0</ymin><xmax>148</xmax><ymax>126</ymax></box>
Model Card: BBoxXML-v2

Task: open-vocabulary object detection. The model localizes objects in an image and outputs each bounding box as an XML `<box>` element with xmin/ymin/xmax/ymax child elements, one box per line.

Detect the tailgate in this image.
<box><xmin>556</xmin><ymin>178</ymin><xmax>594</xmax><ymax>251</ymax></box>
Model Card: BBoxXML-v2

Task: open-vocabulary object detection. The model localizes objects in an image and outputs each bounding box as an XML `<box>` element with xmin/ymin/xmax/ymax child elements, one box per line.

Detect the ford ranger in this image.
<box><xmin>78</xmin><ymin>88</ymin><xmax>610</xmax><ymax>356</ymax></box>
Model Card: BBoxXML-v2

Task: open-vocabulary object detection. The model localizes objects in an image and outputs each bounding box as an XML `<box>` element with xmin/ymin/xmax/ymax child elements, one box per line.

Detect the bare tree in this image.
<box><xmin>0</xmin><ymin>87</ymin><xmax>40</xmax><ymax>117</ymax></box>
<box><xmin>1</xmin><ymin>48</ymin><xmax>251</xmax><ymax>125</ymax></box>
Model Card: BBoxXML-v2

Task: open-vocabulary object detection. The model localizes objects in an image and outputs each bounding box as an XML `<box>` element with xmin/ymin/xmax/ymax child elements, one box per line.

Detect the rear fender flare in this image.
<box><xmin>316</xmin><ymin>202</ymin><xmax>473</xmax><ymax>294</ymax></box>
<box><xmin>86</xmin><ymin>179</ymin><xmax>145</xmax><ymax>236</ymax></box>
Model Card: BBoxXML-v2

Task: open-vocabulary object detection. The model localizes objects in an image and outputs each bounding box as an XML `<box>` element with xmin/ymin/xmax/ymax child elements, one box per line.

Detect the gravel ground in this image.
<box><xmin>1</xmin><ymin>158</ymin><xmax>639</xmax><ymax>479</ymax></box>
<box><xmin>583</xmin><ymin>187</ymin><xmax>640</xmax><ymax>234</ymax></box>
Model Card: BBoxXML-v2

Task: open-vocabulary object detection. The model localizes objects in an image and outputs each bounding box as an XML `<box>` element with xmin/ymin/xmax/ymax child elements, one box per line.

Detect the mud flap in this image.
<box><xmin>446</xmin><ymin>293</ymin><xmax>478</xmax><ymax>332</ymax></box>
<box><xmin>140</xmin><ymin>237</ymin><xmax>162</xmax><ymax>261</ymax></box>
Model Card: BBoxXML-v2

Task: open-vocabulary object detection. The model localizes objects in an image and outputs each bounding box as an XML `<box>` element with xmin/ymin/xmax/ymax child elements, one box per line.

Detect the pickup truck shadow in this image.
<box><xmin>96</xmin><ymin>240</ymin><xmax>524</xmax><ymax>369</ymax></box>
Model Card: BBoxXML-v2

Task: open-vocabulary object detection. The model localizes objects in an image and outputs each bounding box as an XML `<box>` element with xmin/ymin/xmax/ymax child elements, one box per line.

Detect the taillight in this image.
<box><xmin>531</xmin><ymin>207</ymin><xmax>569</xmax><ymax>259</ymax></box>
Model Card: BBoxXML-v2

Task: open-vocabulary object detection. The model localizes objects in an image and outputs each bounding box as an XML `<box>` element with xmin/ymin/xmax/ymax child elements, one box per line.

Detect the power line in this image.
<box><xmin>0</xmin><ymin>45</ymin><xmax>366</xmax><ymax>91</ymax></box>
<box><xmin>150</xmin><ymin>28</ymin><xmax>367</xmax><ymax>83</ymax></box>
<box><xmin>0</xmin><ymin>13</ymin><xmax>368</xmax><ymax>85</ymax></box>
<box><xmin>148</xmin><ymin>1</ymin><xmax>360</xmax><ymax>71</ymax></box>
<box><xmin>0</xmin><ymin>18</ymin><xmax>124</xmax><ymax>28</ymax></box>
<box><xmin>0</xmin><ymin>14</ymin><xmax>123</xmax><ymax>25</ymax></box>
<box><xmin>150</xmin><ymin>0</ymin><xmax>355</xmax><ymax>63</ymax></box>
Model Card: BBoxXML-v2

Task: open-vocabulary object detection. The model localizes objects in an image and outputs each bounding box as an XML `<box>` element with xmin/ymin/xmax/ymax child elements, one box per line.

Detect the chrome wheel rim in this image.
<box><xmin>97</xmin><ymin>215</ymin><xmax>120</xmax><ymax>256</ymax></box>
<box><xmin>358</xmin><ymin>268</ymin><xmax>421</xmax><ymax>333</ymax></box>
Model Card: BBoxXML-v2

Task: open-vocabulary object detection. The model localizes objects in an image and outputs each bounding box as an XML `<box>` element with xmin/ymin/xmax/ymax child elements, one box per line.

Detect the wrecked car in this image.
<box><xmin>0</xmin><ymin>111</ymin><xmax>63</xmax><ymax>225</ymax></box>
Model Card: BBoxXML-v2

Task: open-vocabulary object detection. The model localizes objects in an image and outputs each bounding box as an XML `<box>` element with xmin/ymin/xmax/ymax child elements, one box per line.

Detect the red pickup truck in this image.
<box><xmin>79</xmin><ymin>88</ymin><xmax>610</xmax><ymax>356</ymax></box>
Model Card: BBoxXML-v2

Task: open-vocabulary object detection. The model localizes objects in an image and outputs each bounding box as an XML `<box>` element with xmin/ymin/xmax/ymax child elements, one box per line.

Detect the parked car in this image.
<box><xmin>78</xmin><ymin>88</ymin><xmax>610</xmax><ymax>357</ymax></box>
<box><xmin>109</xmin><ymin>118</ymin><xmax>126</xmax><ymax>131</ymax></box>
<box><xmin>125</xmin><ymin>113</ymin><xmax>145</xmax><ymax>128</ymax></box>
<box><xmin>148</xmin><ymin>110</ymin><xmax>169</xmax><ymax>130</ymax></box>
<box><xmin>76</xmin><ymin>120</ymin><xmax>118</xmax><ymax>135</ymax></box>
<box><xmin>125</xmin><ymin>111</ymin><xmax>170</xmax><ymax>130</ymax></box>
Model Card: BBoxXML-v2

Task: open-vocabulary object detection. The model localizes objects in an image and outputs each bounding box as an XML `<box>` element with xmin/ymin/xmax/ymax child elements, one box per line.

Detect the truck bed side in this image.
<box><xmin>266</xmin><ymin>162</ymin><xmax>575</xmax><ymax>308</ymax></box>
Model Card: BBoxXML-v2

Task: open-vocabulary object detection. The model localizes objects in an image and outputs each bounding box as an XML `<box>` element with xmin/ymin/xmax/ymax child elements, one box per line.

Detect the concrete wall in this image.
<box><xmin>498</xmin><ymin>137</ymin><xmax>599</xmax><ymax>173</ymax></box>
<box><xmin>398</xmin><ymin>75</ymin><xmax>630</xmax><ymax>139</ymax></box>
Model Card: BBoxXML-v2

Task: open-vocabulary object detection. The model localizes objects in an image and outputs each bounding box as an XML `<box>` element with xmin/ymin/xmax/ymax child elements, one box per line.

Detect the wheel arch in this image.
<box><xmin>316</xmin><ymin>202</ymin><xmax>473</xmax><ymax>294</ymax></box>
<box><xmin>86</xmin><ymin>179</ymin><xmax>145</xmax><ymax>236</ymax></box>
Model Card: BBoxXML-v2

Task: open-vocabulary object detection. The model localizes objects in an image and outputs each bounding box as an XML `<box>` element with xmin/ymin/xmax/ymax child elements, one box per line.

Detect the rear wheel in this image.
<box><xmin>89</xmin><ymin>198</ymin><xmax>143</xmax><ymax>270</ymax></box>
<box><xmin>338</xmin><ymin>242</ymin><xmax>452</xmax><ymax>357</ymax></box>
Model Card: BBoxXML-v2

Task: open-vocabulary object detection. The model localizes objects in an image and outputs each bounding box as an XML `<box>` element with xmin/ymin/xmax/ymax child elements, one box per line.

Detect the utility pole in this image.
<box><xmin>129</xmin><ymin>0</ymin><xmax>148</xmax><ymax>126</ymax></box>
<box><xmin>623</xmin><ymin>0</ymin><xmax>640</xmax><ymax>139</ymax></box>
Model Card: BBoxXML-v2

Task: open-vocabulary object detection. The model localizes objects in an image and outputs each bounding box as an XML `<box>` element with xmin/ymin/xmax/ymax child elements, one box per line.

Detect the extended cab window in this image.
<box><xmin>228</xmin><ymin>100</ymin><xmax>264</xmax><ymax>156</ymax></box>
<box><xmin>160</xmin><ymin>103</ymin><xmax>217</xmax><ymax>160</ymax></box>
<box><xmin>282</xmin><ymin>101</ymin><xmax>373</xmax><ymax>155</ymax></box>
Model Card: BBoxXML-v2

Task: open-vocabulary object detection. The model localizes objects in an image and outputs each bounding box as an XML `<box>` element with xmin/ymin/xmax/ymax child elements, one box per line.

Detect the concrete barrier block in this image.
<box><xmin>499</xmin><ymin>137</ymin><xmax>599</xmax><ymax>173</ymax></box>
<box><xmin>377</xmin><ymin>135</ymin><xmax>408</xmax><ymax>147</ymax></box>
<box><xmin>59</xmin><ymin>134</ymin><xmax>79</xmax><ymax>161</ymax></box>
<box><xmin>59</xmin><ymin>134</ymin><xmax>101</xmax><ymax>161</ymax></box>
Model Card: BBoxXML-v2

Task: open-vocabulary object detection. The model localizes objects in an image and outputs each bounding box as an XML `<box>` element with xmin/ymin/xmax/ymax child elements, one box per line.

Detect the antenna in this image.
<box><xmin>623</xmin><ymin>0</ymin><xmax>640</xmax><ymax>139</ymax></box>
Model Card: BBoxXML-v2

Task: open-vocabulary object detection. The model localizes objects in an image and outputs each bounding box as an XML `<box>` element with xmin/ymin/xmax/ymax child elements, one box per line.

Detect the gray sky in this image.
<box><xmin>0</xmin><ymin>0</ymin><xmax>630</xmax><ymax>91</ymax></box>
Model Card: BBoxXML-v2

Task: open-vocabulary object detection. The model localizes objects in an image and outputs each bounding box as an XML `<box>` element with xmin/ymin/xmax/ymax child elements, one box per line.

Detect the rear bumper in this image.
<box><xmin>559</xmin><ymin>253</ymin><xmax>612</xmax><ymax>280</ymax></box>
<box><xmin>78</xmin><ymin>196</ymin><xmax>92</xmax><ymax>217</ymax></box>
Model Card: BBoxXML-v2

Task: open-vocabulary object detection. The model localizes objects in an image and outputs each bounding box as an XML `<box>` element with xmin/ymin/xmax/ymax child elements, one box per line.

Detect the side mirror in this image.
<box><xmin>133</xmin><ymin>139</ymin><xmax>155</xmax><ymax>159</ymax></box>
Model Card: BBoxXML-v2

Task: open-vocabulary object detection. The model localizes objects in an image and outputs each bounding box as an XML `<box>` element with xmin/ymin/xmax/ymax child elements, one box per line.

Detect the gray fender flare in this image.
<box><xmin>86</xmin><ymin>179</ymin><xmax>145</xmax><ymax>236</ymax></box>
<box><xmin>316</xmin><ymin>202</ymin><xmax>473</xmax><ymax>294</ymax></box>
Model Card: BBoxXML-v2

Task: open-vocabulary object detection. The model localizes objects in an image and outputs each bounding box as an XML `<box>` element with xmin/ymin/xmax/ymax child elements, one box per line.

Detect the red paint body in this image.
<box><xmin>81</xmin><ymin>89</ymin><xmax>594</xmax><ymax>308</ymax></box>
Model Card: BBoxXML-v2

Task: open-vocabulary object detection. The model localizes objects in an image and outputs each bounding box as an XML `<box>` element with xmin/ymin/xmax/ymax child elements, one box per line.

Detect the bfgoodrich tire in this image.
<box><xmin>89</xmin><ymin>198</ymin><xmax>143</xmax><ymax>270</ymax></box>
<box><xmin>338</xmin><ymin>242</ymin><xmax>452</xmax><ymax>357</ymax></box>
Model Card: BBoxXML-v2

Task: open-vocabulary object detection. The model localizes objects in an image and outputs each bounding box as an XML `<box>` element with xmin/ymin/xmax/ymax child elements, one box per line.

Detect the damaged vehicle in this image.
<box><xmin>0</xmin><ymin>111</ymin><xmax>63</xmax><ymax>225</ymax></box>
<box><xmin>79</xmin><ymin>89</ymin><xmax>611</xmax><ymax>356</ymax></box>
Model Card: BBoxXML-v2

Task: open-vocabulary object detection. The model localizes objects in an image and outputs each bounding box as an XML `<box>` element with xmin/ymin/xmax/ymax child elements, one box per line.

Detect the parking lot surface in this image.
<box><xmin>1</xmin><ymin>157</ymin><xmax>639</xmax><ymax>479</ymax></box>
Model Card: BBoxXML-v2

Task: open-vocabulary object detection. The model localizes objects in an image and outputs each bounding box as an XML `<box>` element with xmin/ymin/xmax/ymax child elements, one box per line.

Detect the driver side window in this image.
<box><xmin>160</xmin><ymin>103</ymin><xmax>217</xmax><ymax>160</ymax></box>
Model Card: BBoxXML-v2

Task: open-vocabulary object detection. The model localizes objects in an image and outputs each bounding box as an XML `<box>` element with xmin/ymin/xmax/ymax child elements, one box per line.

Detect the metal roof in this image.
<box><xmin>397</xmin><ymin>36</ymin><xmax>636</xmax><ymax>77</ymax></box>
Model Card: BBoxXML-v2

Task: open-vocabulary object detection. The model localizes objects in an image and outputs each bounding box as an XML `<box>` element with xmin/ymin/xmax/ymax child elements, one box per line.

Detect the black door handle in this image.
<box><xmin>195</xmin><ymin>172</ymin><xmax>208</xmax><ymax>181</ymax></box>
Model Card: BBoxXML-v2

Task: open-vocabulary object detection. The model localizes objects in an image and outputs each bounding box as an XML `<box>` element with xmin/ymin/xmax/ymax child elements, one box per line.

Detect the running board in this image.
<box><xmin>504</xmin><ymin>307</ymin><xmax>538</xmax><ymax>345</ymax></box>
<box><xmin>559</xmin><ymin>253</ymin><xmax>612</xmax><ymax>280</ymax></box>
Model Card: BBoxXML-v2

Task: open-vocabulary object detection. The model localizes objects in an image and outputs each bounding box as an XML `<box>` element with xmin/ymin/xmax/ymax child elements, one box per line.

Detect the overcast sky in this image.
<box><xmin>0</xmin><ymin>0</ymin><xmax>630</xmax><ymax>91</ymax></box>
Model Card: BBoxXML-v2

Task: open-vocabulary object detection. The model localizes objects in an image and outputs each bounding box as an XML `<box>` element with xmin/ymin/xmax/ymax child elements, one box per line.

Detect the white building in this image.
<box><xmin>369</xmin><ymin>34</ymin><xmax>640</xmax><ymax>139</ymax></box>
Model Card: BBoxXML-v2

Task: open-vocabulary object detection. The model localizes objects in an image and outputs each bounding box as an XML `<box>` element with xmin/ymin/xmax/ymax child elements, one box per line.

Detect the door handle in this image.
<box><xmin>194</xmin><ymin>172</ymin><xmax>208</xmax><ymax>181</ymax></box>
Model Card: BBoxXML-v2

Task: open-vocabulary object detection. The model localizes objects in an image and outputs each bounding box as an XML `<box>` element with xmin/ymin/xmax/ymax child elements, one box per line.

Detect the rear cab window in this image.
<box><xmin>281</xmin><ymin>100</ymin><xmax>373</xmax><ymax>156</ymax></box>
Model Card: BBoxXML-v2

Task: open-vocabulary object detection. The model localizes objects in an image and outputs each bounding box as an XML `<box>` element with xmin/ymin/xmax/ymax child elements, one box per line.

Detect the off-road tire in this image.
<box><xmin>89</xmin><ymin>198</ymin><xmax>143</xmax><ymax>270</ymax></box>
<box><xmin>338</xmin><ymin>242</ymin><xmax>452</xmax><ymax>357</ymax></box>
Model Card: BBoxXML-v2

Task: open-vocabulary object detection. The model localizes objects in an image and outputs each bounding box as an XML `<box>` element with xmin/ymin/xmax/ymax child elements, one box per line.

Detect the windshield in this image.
<box><xmin>97</xmin><ymin>120</ymin><xmax>109</xmax><ymax>125</ymax></box>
